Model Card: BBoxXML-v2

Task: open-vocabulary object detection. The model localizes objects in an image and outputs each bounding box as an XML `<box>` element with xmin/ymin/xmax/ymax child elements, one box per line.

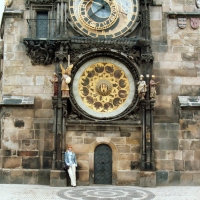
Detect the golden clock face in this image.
<box><xmin>72</xmin><ymin>57</ymin><xmax>136</xmax><ymax>119</ymax></box>
<box><xmin>69</xmin><ymin>0</ymin><xmax>139</xmax><ymax>38</ymax></box>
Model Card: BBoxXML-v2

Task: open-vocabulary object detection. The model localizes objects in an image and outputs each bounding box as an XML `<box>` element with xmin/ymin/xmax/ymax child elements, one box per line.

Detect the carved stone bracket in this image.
<box><xmin>26</xmin><ymin>0</ymin><xmax>55</xmax><ymax>6</ymax></box>
<box><xmin>55</xmin><ymin>41</ymin><xmax>69</xmax><ymax>62</ymax></box>
<box><xmin>68</xmin><ymin>37</ymin><xmax>149</xmax><ymax>64</ymax></box>
<box><xmin>23</xmin><ymin>40</ymin><xmax>60</xmax><ymax>65</ymax></box>
<box><xmin>141</xmin><ymin>53</ymin><xmax>154</xmax><ymax>63</ymax></box>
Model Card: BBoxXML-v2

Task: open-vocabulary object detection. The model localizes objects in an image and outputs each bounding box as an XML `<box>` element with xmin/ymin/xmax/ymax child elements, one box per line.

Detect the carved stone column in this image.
<box><xmin>141</xmin><ymin>101</ymin><xmax>147</xmax><ymax>170</ymax></box>
<box><xmin>56</xmin><ymin>0</ymin><xmax>68</xmax><ymax>37</ymax></box>
<box><xmin>53</xmin><ymin>42</ymin><xmax>69</xmax><ymax>169</ymax></box>
<box><xmin>62</xmin><ymin>98</ymin><xmax>68</xmax><ymax>164</ymax></box>
<box><xmin>150</xmin><ymin>99</ymin><xmax>156</xmax><ymax>171</ymax></box>
<box><xmin>140</xmin><ymin>0</ymin><xmax>154</xmax><ymax>171</ymax></box>
<box><xmin>52</xmin><ymin>97</ymin><xmax>58</xmax><ymax>169</ymax></box>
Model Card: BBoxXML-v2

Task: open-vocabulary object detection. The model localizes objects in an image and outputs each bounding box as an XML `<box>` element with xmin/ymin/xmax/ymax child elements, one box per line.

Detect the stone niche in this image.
<box><xmin>65</xmin><ymin>124</ymin><xmax>142</xmax><ymax>186</ymax></box>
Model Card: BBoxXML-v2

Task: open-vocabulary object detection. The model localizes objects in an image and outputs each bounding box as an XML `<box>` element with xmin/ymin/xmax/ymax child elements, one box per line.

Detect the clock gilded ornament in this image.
<box><xmin>72</xmin><ymin>57</ymin><xmax>137</xmax><ymax>120</ymax></box>
<box><xmin>69</xmin><ymin>0</ymin><xmax>139</xmax><ymax>38</ymax></box>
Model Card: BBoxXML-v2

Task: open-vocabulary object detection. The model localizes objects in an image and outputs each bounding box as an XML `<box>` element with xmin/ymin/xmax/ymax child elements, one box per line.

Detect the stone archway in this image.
<box><xmin>94</xmin><ymin>144</ymin><xmax>112</xmax><ymax>184</ymax></box>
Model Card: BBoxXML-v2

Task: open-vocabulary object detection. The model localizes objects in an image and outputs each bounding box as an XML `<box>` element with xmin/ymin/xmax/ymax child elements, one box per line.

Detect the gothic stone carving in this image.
<box><xmin>141</xmin><ymin>53</ymin><xmax>154</xmax><ymax>63</ymax></box>
<box><xmin>23</xmin><ymin>40</ymin><xmax>59</xmax><ymax>65</ymax></box>
<box><xmin>26</xmin><ymin>0</ymin><xmax>54</xmax><ymax>5</ymax></box>
<box><xmin>23</xmin><ymin>37</ymin><xmax>151</xmax><ymax>65</ymax></box>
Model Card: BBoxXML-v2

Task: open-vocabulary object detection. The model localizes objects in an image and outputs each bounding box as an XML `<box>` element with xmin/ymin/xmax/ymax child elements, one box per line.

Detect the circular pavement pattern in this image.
<box><xmin>56</xmin><ymin>186</ymin><xmax>155</xmax><ymax>200</ymax></box>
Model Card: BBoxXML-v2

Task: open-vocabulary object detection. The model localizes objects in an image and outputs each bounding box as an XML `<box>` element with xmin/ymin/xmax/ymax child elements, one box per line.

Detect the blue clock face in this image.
<box><xmin>91</xmin><ymin>0</ymin><xmax>111</xmax><ymax>19</ymax></box>
<box><xmin>69</xmin><ymin>0</ymin><xmax>139</xmax><ymax>38</ymax></box>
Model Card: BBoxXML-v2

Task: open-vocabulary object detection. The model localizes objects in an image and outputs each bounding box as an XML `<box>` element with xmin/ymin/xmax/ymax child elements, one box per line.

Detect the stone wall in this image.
<box><xmin>0</xmin><ymin>0</ymin><xmax>200</xmax><ymax>187</ymax></box>
<box><xmin>2</xmin><ymin>10</ymin><xmax>54</xmax><ymax>118</ymax></box>
<box><xmin>149</xmin><ymin>1</ymin><xmax>200</xmax><ymax>184</ymax></box>
<box><xmin>0</xmin><ymin>108</ymin><xmax>53</xmax><ymax>170</ymax></box>
<box><xmin>155</xmin><ymin>119</ymin><xmax>200</xmax><ymax>185</ymax></box>
<box><xmin>65</xmin><ymin>125</ymin><xmax>141</xmax><ymax>186</ymax></box>
<box><xmin>150</xmin><ymin>2</ymin><xmax>200</xmax><ymax>122</ymax></box>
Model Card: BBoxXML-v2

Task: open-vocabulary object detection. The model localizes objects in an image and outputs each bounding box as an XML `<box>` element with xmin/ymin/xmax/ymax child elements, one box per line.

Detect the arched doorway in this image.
<box><xmin>94</xmin><ymin>144</ymin><xmax>112</xmax><ymax>184</ymax></box>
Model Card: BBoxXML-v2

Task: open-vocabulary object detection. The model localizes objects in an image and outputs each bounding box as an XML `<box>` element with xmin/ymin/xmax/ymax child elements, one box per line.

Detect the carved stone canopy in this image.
<box><xmin>23</xmin><ymin>37</ymin><xmax>151</xmax><ymax>65</ymax></box>
<box><xmin>26</xmin><ymin>0</ymin><xmax>55</xmax><ymax>5</ymax></box>
<box><xmin>23</xmin><ymin>40</ymin><xmax>60</xmax><ymax>65</ymax></box>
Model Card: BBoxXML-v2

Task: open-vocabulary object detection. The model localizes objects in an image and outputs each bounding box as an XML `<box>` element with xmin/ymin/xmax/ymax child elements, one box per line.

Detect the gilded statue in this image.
<box><xmin>60</xmin><ymin>63</ymin><xmax>73</xmax><ymax>98</ymax></box>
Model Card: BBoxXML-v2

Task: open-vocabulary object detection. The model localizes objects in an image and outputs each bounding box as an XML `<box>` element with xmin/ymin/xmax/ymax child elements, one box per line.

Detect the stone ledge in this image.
<box><xmin>0</xmin><ymin>169</ymin><xmax>51</xmax><ymax>185</ymax></box>
<box><xmin>1</xmin><ymin>168</ymin><xmax>200</xmax><ymax>186</ymax></box>
<box><xmin>167</xmin><ymin>12</ymin><xmax>200</xmax><ymax>18</ymax></box>
<box><xmin>156</xmin><ymin>171</ymin><xmax>200</xmax><ymax>186</ymax></box>
<box><xmin>139</xmin><ymin>171</ymin><xmax>156</xmax><ymax>187</ymax></box>
<box><xmin>66</xmin><ymin>120</ymin><xmax>141</xmax><ymax>126</ymax></box>
<box><xmin>117</xmin><ymin>170</ymin><xmax>139</xmax><ymax>185</ymax></box>
<box><xmin>50</xmin><ymin>170</ymin><xmax>67</xmax><ymax>187</ymax></box>
<box><xmin>0</xmin><ymin>95</ymin><xmax>34</xmax><ymax>107</ymax></box>
<box><xmin>178</xmin><ymin>96</ymin><xmax>200</xmax><ymax>109</ymax></box>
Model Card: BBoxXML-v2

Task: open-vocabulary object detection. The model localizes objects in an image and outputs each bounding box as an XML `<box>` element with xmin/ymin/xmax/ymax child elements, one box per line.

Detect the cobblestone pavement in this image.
<box><xmin>0</xmin><ymin>184</ymin><xmax>200</xmax><ymax>200</ymax></box>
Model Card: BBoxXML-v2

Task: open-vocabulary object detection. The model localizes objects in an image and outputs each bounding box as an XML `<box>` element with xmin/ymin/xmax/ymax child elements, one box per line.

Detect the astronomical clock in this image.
<box><xmin>23</xmin><ymin>0</ymin><xmax>153</xmax><ymax>172</ymax></box>
<box><xmin>24</xmin><ymin>0</ymin><xmax>153</xmax><ymax>122</ymax></box>
<box><xmin>66</xmin><ymin>0</ymin><xmax>146</xmax><ymax>121</ymax></box>
<box><xmin>70</xmin><ymin>56</ymin><xmax>139</xmax><ymax>120</ymax></box>
<box><xmin>69</xmin><ymin>0</ymin><xmax>139</xmax><ymax>38</ymax></box>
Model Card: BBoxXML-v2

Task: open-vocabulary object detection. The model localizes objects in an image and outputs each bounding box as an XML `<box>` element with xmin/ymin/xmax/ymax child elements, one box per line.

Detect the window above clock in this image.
<box><xmin>25</xmin><ymin>1</ymin><xmax>56</xmax><ymax>38</ymax></box>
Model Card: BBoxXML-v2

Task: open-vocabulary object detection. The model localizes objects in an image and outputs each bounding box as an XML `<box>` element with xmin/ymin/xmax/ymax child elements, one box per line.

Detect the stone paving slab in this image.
<box><xmin>0</xmin><ymin>184</ymin><xmax>200</xmax><ymax>200</ymax></box>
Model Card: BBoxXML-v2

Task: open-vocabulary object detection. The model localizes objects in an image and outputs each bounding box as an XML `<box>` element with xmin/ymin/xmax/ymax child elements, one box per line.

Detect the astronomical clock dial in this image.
<box><xmin>69</xmin><ymin>0</ymin><xmax>139</xmax><ymax>38</ymax></box>
<box><xmin>72</xmin><ymin>57</ymin><xmax>136</xmax><ymax>120</ymax></box>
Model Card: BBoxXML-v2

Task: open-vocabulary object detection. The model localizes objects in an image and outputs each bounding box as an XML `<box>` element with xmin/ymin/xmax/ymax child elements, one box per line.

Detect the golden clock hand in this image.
<box><xmin>119</xmin><ymin>11</ymin><xmax>127</xmax><ymax>15</ymax></box>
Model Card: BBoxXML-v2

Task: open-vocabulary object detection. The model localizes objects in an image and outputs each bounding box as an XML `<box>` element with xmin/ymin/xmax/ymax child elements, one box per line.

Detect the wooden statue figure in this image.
<box><xmin>60</xmin><ymin>63</ymin><xmax>73</xmax><ymax>98</ymax></box>
<box><xmin>150</xmin><ymin>75</ymin><xmax>159</xmax><ymax>99</ymax></box>
<box><xmin>137</xmin><ymin>75</ymin><xmax>147</xmax><ymax>100</ymax></box>
<box><xmin>50</xmin><ymin>73</ymin><xmax>58</xmax><ymax>96</ymax></box>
